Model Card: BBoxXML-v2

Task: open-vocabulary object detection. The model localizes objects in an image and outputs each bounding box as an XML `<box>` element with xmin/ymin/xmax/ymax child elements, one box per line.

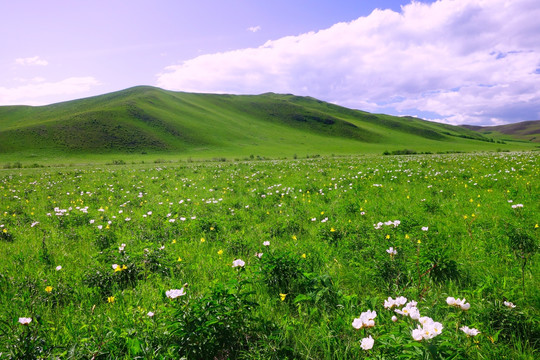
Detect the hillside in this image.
<box><xmin>0</xmin><ymin>86</ymin><xmax>535</xmax><ymax>162</ymax></box>
<box><xmin>461</xmin><ymin>120</ymin><xmax>540</xmax><ymax>143</ymax></box>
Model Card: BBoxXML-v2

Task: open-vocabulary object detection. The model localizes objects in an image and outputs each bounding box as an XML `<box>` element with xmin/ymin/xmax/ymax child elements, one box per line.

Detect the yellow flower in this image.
<box><xmin>292</xmin><ymin>235</ymin><xmax>297</xmax><ymax>240</ymax></box>
<box><xmin>45</xmin><ymin>286</ymin><xmax>53</xmax><ymax>293</ymax></box>
<box><xmin>385</xmin><ymin>234</ymin><xmax>390</xmax><ymax>239</ymax></box>
<box><xmin>172</xmin><ymin>239</ymin><xmax>176</xmax><ymax>244</ymax></box>
<box><xmin>417</xmin><ymin>240</ymin><xmax>421</xmax><ymax>244</ymax></box>
<box><xmin>107</xmin><ymin>296</ymin><xmax>115</xmax><ymax>303</ymax></box>
<box><xmin>217</xmin><ymin>249</ymin><xmax>223</xmax><ymax>255</ymax></box>
<box><xmin>463</xmin><ymin>215</ymin><xmax>468</xmax><ymax>219</ymax></box>
<box><xmin>301</xmin><ymin>253</ymin><xmax>306</xmax><ymax>259</ymax></box>
<box><xmin>210</xmin><ymin>227</ymin><xmax>214</xmax><ymax>231</ymax></box>
<box><xmin>2</xmin><ymin>229</ymin><xmax>6</xmax><ymax>233</ymax></box>
<box><xmin>535</xmin><ymin>224</ymin><xmax>539</xmax><ymax>229</ymax></box>
<box><xmin>405</xmin><ymin>234</ymin><xmax>410</xmax><ymax>239</ymax></box>
<box><xmin>200</xmin><ymin>237</ymin><xmax>205</xmax><ymax>243</ymax></box>
<box><xmin>330</xmin><ymin>227</ymin><xmax>336</xmax><ymax>232</ymax></box>
<box><xmin>280</xmin><ymin>293</ymin><xmax>287</xmax><ymax>301</ymax></box>
<box><xmin>177</xmin><ymin>257</ymin><xmax>182</xmax><ymax>262</ymax></box>
<box><xmin>122</xmin><ymin>264</ymin><xmax>127</xmax><ymax>270</ymax></box>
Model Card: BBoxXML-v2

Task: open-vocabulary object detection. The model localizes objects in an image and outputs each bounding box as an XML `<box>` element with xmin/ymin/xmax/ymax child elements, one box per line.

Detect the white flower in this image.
<box><xmin>352</xmin><ymin>310</ymin><xmax>377</xmax><ymax>329</ymax></box>
<box><xmin>232</xmin><ymin>259</ymin><xmax>245</xmax><ymax>267</ymax></box>
<box><xmin>386</xmin><ymin>247</ymin><xmax>397</xmax><ymax>256</ymax></box>
<box><xmin>384</xmin><ymin>296</ymin><xmax>408</xmax><ymax>309</ymax></box>
<box><xmin>18</xmin><ymin>317</ymin><xmax>32</xmax><ymax>325</ymax></box>
<box><xmin>263</xmin><ymin>241</ymin><xmax>270</xmax><ymax>246</ymax></box>
<box><xmin>119</xmin><ymin>243</ymin><xmax>126</xmax><ymax>252</ymax></box>
<box><xmin>421</xmin><ymin>226</ymin><xmax>429</xmax><ymax>231</ymax></box>
<box><xmin>112</xmin><ymin>264</ymin><xmax>119</xmax><ymax>270</ymax></box>
<box><xmin>352</xmin><ymin>318</ymin><xmax>363</xmax><ymax>329</ymax></box>
<box><xmin>147</xmin><ymin>311</ymin><xmax>155</xmax><ymax>317</ymax></box>
<box><xmin>360</xmin><ymin>335</ymin><xmax>374</xmax><ymax>350</ymax></box>
<box><xmin>255</xmin><ymin>252</ymin><xmax>263</xmax><ymax>258</ymax></box>
<box><xmin>504</xmin><ymin>301</ymin><xmax>516</xmax><ymax>308</ymax></box>
<box><xmin>55</xmin><ymin>265</ymin><xmax>62</xmax><ymax>271</ymax></box>
<box><xmin>412</xmin><ymin>327</ymin><xmax>423</xmax><ymax>341</ymax></box>
<box><xmin>511</xmin><ymin>204</ymin><xmax>523</xmax><ymax>208</ymax></box>
<box><xmin>166</xmin><ymin>288</ymin><xmax>186</xmax><ymax>299</ymax></box>
<box><xmin>447</xmin><ymin>297</ymin><xmax>470</xmax><ymax>310</ymax></box>
<box><xmin>391</xmin><ymin>315</ymin><xmax>398</xmax><ymax>322</ymax></box>
<box><xmin>460</xmin><ymin>326</ymin><xmax>480</xmax><ymax>336</ymax></box>
<box><xmin>31</xmin><ymin>221</ymin><xmax>39</xmax><ymax>227</ymax></box>
<box><xmin>412</xmin><ymin>320</ymin><xmax>443</xmax><ymax>340</ymax></box>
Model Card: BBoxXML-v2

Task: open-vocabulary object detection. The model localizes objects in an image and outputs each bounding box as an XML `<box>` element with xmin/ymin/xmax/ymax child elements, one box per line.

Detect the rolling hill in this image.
<box><xmin>0</xmin><ymin>86</ymin><xmax>536</xmax><ymax>163</ymax></box>
<box><xmin>461</xmin><ymin>120</ymin><xmax>540</xmax><ymax>143</ymax></box>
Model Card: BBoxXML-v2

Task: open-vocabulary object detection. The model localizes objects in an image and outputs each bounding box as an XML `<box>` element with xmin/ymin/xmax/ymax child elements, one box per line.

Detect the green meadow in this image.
<box><xmin>0</xmin><ymin>152</ymin><xmax>538</xmax><ymax>359</ymax></box>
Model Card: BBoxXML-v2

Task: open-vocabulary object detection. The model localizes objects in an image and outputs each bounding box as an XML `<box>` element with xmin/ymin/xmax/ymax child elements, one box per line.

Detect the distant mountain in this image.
<box><xmin>461</xmin><ymin>120</ymin><xmax>540</xmax><ymax>143</ymax></box>
<box><xmin>0</xmin><ymin>86</ymin><xmax>533</xmax><ymax>159</ymax></box>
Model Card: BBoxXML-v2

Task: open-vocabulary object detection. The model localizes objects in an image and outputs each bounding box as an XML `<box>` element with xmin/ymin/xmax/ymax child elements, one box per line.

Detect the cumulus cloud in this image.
<box><xmin>157</xmin><ymin>0</ymin><xmax>540</xmax><ymax>125</ymax></box>
<box><xmin>15</xmin><ymin>56</ymin><xmax>49</xmax><ymax>66</ymax></box>
<box><xmin>0</xmin><ymin>77</ymin><xmax>100</xmax><ymax>105</ymax></box>
<box><xmin>247</xmin><ymin>25</ymin><xmax>261</xmax><ymax>33</ymax></box>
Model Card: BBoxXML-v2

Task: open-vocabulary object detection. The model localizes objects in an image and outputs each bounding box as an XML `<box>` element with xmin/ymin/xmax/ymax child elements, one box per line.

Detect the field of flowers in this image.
<box><xmin>0</xmin><ymin>152</ymin><xmax>538</xmax><ymax>359</ymax></box>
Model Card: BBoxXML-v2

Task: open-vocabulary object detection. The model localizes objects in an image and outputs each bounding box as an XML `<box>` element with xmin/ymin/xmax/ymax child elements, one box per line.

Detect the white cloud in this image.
<box><xmin>0</xmin><ymin>77</ymin><xmax>100</xmax><ymax>105</ymax></box>
<box><xmin>15</xmin><ymin>56</ymin><xmax>49</xmax><ymax>66</ymax></box>
<box><xmin>247</xmin><ymin>25</ymin><xmax>261</xmax><ymax>33</ymax></box>
<box><xmin>157</xmin><ymin>0</ymin><xmax>540</xmax><ymax>125</ymax></box>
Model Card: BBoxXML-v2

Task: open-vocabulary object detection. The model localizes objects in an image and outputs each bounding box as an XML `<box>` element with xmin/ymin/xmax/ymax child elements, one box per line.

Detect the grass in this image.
<box><xmin>0</xmin><ymin>152</ymin><xmax>538</xmax><ymax>359</ymax></box>
<box><xmin>1</xmin><ymin>86</ymin><xmax>537</xmax><ymax>166</ymax></box>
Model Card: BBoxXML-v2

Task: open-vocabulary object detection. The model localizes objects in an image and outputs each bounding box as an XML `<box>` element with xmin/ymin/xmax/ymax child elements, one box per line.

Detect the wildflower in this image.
<box><xmin>119</xmin><ymin>243</ymin><xmax>126</xmax><ymax>252</ymax></box>
<box><xmin>18</xmin><ymin>317</ymin><xmax>32</xmax><ymax>325</ymax></box>
<box><xmin>386</xmin><ymin>247</ymin><xmax>397</xmax><ymax>256</ymax></box>
<box><xmin>385</xmin><ymin>234</ymin><xmax>390</xmax><ymax>239</ymax></box>
<box><xmin>511</xmin><ymin>204</ymin><xmax>523</xmax><ymax>209</ymax></box>
<box><xmin>217</xmin><ymin>249</ymin><xmax>223</xmax><ymax>255</ymax></box>
<box><xmin>411</xmin><ymin>319</ymin><xmax>443</xmax><ymax>340</ymax></box>
<box><xmin>447</xmin><ymin>297</ymin><xmax>470</xmax><ymax>310</ymax></box>
<box><xmin>255</xmin><ymin>252</ymin><xmax>263</xmax><ymax>258</ymax></box>
<box><xmin>147</xmin><ymin>311</ymin><xmax>155</xmax><ymax>317</ymax></box>
<box><xmin>330</xmin><ymin>227</ymin><xmax>336</xmax><ymax>232</ymax></box>
<box><xmin>292</xmin><ymin>235</ymin><xmax>297</xmax><ymax>240</ymax></box>
<box><xmin>421</xmin><ymin>226</ymin><xmax>429</xmax><ymax>231</ymax></box>
<box><xmin>177</xmin><ymin>257</ymin><xmax>182</xmax><ymax>262</ymax></box>
<box><xmin>112</xmin><ymin>264</ymin><xmax>119</xmax><ymax>271</ymax></box>
<box><xmin>384</xmin><ymin>296</ymin><xmax>407</xmax><ymax>309</ymax></box>
<box><xmin>391</xmin><ymin>315</ymin><xmax>398</xmax><ymax>322</ymax></box>
<box><xmin>352</xmin><ymin>310</ymin><xmax>377</xmax><ymax>329</ymax></box>
<box><xmin>55</xmin><ymin>265</ymin><xmax>62</xmax><ymax>271</ymax></box>
<box><xmin>460</xmin><ymin>326</ymin><xmax>480</xmax><ymax>336</ymax></box>
<box><xmin>503</xmin><ymin>301</ymin><xmax>516</xmax><ymax>308</ymax></box>
<box><xmin>301</xmin><ymin>253</ymin><xmax>306</xmax><ymax>259</ymax></box>
<box><xmin>107</xmin><ymin>296</ymin><xmax>115</xmax><ymax>303</ymax></box>
<box><xmin>200</xmin><ymin>237</ymin><xmax>205</xmax><ymax>243</ymax></box>
<box><xmin>280</xmin><ymin>293</ymin><xmax>287</xmax><ymax>301</ymax></box>
<box><xmin>45</xmin><ymin>286</ymin><xmax>53</xmax><ymax>293</ymax></box>
<box><xmin>360</xmin><ymin>335</ymin><xmax>374</xmax><ymax>350</ymax></box>
<box><xmin>166</xmin><ymin>288</ymin><xmax>186</xmax><ymax>299</ymax></box>
<box><xmin>232</xmin><ymin>259</ymin><xmax>245</xmax><ymax>267</ymax></box>
<box><xmin>263</xmin><ymin>241</ymin><xmax>270</xmax><ymax>246</ymax></box>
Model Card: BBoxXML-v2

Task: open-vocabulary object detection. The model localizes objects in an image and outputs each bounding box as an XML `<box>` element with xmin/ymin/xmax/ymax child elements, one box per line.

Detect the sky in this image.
<box><xmin>1</xmin><ymin>0</ymin><xmax>539</xmax><ymax>126</ymax></box>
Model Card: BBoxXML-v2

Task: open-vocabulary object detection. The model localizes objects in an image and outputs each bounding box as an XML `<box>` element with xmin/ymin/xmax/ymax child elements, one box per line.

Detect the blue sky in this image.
<box><xmin>1</xmin><ymin>0</ymin><xmax>539</xmax><ymax>125</ymax></box>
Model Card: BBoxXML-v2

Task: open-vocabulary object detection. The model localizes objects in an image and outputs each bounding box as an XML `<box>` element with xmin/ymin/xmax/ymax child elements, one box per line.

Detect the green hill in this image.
<box><xmin>461</xmin><ymin>120</ymin><xmax>540</xmax><ymax>143</ymax></box>
<box><xmin>0</xmin><ymin>86</ymin><xmax>535</xmax><ymax>163</ymax></box>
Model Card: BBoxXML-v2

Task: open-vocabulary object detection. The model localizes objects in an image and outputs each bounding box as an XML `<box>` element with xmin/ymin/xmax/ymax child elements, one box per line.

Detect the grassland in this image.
<box><xmin>1</xmin><ymin>86</ymin><xmax>537</xmax><ymax>166</ymax></box>
<box><xmin>0</xmin><ymin>152</ymin><xmax>538</xmax><ymax>359</ymax></box>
